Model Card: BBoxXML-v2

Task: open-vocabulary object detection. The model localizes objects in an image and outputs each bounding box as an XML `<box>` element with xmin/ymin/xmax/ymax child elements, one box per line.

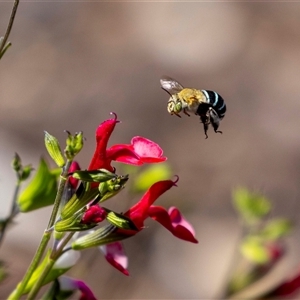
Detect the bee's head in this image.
<box><xmin>167</xmin><ymin>97</ymin><xmax>182</xmax><ymax>115</ymax></box>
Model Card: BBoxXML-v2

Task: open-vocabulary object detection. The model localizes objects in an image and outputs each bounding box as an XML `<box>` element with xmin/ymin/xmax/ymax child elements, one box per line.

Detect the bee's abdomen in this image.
<box><xmin>201</xmin><ymin>90</ymin><xmax>226</xmax><ymax>118</ymax></box>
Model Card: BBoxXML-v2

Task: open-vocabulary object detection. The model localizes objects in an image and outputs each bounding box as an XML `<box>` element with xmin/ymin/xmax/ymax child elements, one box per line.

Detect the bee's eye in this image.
<box><xmin>175</xmin><ymin>102</ymin><xmax>182</xmax><ymax>113</ymax></box>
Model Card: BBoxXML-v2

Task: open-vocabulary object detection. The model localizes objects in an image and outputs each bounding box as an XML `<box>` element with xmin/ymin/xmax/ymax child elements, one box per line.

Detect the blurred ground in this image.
<box><xmin>1</xmin><ymin>2</ymin><xmax>300</xmax><ymax>299</ymax></box>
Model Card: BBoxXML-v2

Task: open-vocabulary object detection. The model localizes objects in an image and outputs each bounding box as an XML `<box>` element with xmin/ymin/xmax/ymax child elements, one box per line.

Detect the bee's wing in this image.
<box><xmin>160</xmin><ymin>76</ymin><xmax>184</xmax><ymax>95</ymax></box>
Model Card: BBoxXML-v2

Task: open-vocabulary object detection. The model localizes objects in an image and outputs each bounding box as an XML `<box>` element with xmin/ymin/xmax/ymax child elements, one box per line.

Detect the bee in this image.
<box><xmin>160</xmin><ymin>76</ymin><xmax>226</xmax><ymax>139</ymax></box>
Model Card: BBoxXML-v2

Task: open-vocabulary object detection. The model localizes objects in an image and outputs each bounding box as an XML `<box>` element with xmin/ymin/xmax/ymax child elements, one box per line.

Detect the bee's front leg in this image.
<box><xmin>183</xmin><ymin>108</ymin><xmax>190</xmax><ymax>117</ymax></box>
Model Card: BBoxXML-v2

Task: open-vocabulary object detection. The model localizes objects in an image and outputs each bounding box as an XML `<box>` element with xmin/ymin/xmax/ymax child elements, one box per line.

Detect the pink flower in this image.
<box><xmin>100</xmin><ymin>242</ymin><xmax>129</xmax><ymax>276</ymax></box>
<box><xmin>58</xmin><ymin>276</ymin><xmax>97</xmax><ymax>300</ymax></box>
<box><xmin>88</xmin><ymin>113</ymin><xmax>166</xmax><ymax>172</ymax></box>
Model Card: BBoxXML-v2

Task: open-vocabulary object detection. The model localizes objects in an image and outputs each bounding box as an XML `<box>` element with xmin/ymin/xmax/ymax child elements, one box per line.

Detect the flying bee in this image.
<box><xmin>160</xmin><ymin>76</ymin><xmax>226</xmax><ymax>139</ymax></box>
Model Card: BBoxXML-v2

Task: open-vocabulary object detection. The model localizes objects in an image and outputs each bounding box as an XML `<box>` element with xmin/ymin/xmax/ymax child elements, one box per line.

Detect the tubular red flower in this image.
<box><xmin>88</xmin><ymin>114</ymin><xmax>167</xmax><ymax>173</ymax></box>
<box><xmin>88</xmin><ymin>113</ymin><xmax>119</xmax><ymax>172</ymax></box>
<box><xmin>124</xmin><ymin>179</ymin><xmax>177</xmax><ymax>230</ymax></box>
<box><xmin>148</xmin><ymin>206</ymin><xmax>198</xmax><ymax>243</ymax></box>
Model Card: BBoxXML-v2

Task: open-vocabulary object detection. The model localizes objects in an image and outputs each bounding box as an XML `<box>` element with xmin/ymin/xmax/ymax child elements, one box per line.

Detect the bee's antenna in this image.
<box><xmin>161</xmin><ymin>87</ymin><xmax>172</xmax><ymax>97</ymax></box>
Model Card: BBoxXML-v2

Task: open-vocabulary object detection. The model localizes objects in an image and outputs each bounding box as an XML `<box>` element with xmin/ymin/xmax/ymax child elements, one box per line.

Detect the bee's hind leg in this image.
<box><xmin>200</xmin><ymin>115</ymin><xmax>209</xmax><ymax>139</ymax></box>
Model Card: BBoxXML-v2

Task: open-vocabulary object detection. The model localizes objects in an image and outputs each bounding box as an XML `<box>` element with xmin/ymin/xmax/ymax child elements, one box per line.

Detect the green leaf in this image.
<box><xmin>132</xmin><ymin>163</ymin><xmax>172</xmax><ymax>193</ymax></box>
<box><xmin>17</xmin><ymin>158</ymin><xmax>58</xmax><ymax>212</ymax></box>
<box><xmin>240</xmin><ymin>236</ymin><xmax>270</xmax><ymax>264</ymax></box>
<box><xmin>232</xmin><ymin>187</ymin><xmax>271</xmax><ymax>224</ymax></box>
<box><xmin>261</xmin><ymin>218</ymin><xmax>292</xmax><ymax>241</ymax></box>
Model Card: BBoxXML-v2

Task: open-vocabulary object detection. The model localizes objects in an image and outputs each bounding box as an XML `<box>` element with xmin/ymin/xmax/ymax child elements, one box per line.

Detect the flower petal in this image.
<box><xmin>58</xmin><ymin>276</ymin><xmax>97</xmax><ymax>300</ymax></box>
<box><xmin>88</xmin><ymin>113</ymin><xmax>119</xmax><ymax>171</ymax></box>
<box><xmin>131</xmin><ymin>136</ymin><xmax>167</xmax><ymax>163</ymax></box>
<box><xmin>263</xmin><ymin>266</ymin><xmax>300</xmax><ymax>298</ymax></box>
<box><xmin>68</xmin><ymin>161</ymin><xmax>81</xmax><ymax>190</ymax></box>
<box><xmin>106</xmin><ymin>136</ymin><xmax>167</xmax><ymax>165</ymax></box>
<box><xmin>106</xmin><ymin>144</ymin><xmax>142</xmax><ymax>165</ymax></box>
<box><xmin>100</xmin><ymin>242</ymin><xmax>129</xmax><ymax>276</ymax></box>
<box><xmin>148</xmin><ymin>206</ymin><xmax>198</xmax><ymax>243</ymax></box>
<box><xmin>125</xmin><ymin>179</ymin><xmax>177</xmax><ymax>230</ymax></box>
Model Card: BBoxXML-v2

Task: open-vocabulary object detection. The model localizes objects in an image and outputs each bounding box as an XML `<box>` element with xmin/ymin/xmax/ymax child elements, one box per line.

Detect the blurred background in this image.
<box><xmin>1</xmin><ymin>1</ymin><xmax>300</xmax><ymax>298</ymax></box>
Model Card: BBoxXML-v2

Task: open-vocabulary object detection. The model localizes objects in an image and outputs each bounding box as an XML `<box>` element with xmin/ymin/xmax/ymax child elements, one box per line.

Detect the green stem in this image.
<box><xmin>9</xmin><ymin>161</ymin><xmax>72</xmax><ymax>299</ymax></box>
<box><xmin>0</xmin><ymin>180</ymin><xmax>21</xmax><ymax>246</ymax></box>
<box><xmin>47</xmin><ymin>160</ymin><xmax>72</xmax><ymax>229</ymax></box>
<box><xmin>8</xmin><ymin>231</ymin><xmax>51</xmax><ymax>300</ymax></box>
<box><xmin>27</xmin><ymin>232</ymin><xmax>75</xmax><ymax>300</ymax></box>
<box><xmin>0</xmin><ymin>0</ymin><xmax>19</xmax><ymax>58</ymax></box>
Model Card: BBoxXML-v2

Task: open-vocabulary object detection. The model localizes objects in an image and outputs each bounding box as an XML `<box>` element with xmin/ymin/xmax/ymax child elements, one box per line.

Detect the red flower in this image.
<box><xmin>81</xmin><ymin>205</ymin><xmax>107</xmax><ymax>224</ymax></box>
<box><xmin>88</xmin><ymin>113</ymin><xmax>166</xmax><ymax>172</ymax></box>
<box><xmin>68</xmin><ymin>161</ymin><xmax>81</xmax><ymax>190</ymax></box>
<box><xmin>100</xmin><ymin>178</ymin><xmax>198</xmax><ymax>275</ymax></box>
<box><xmin>123</xmin><ymin>179</ymin><xmax>177</xmax><ymax>231</ymax></box>
<box><xmin>113</xmin><ymin>177</ymin><xmax>198</xmax><ymax>243</ymax></box>
<box><xmin>107</xmin><ymin>136</ymin><xmax>166</xmax><ymax>165</ymax></box>
<box><xmin>263</xmin><ymin>266</ymin><xmax>300</xmax><ymax>298</ymax></box>
<box><xmin>148</xmin><ymin>206</ymin><xmax>198</xmax><ymax>243</ymax></box>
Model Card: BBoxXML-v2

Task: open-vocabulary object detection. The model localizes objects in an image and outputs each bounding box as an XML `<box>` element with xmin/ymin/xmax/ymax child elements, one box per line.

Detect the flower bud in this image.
<box><xmin>72</xmin><ymin>225</ymin><xmax>129</xmax><ymax>250</ymax></box>
<box><xmin>68</xmin><ymin>161</ymin><xmax>81</xmax><ymax>190</ymax></box>
<box><xmin>60</xmin><ymin>184</ymin><xmax>100</xmax><ymax>219</ymax></box>
<box><xmin>64</xmin><ymin>131</ymin><xmax>84</xmax><ymax>160</ymax></box>
<box><xmin>55</xmin><ymin>212</ymin><xmax>97</xmax><ymax>232</ymax></box>
<box><xmin>99</xmin><ymin>174</ymin><xmax>129</xmax><ymax>202</ymax></box>
<box><xmin>44</xmin><ymin>131</ymin><xmax>65</xmax><ymax>168</ymax></box>
<box><xmin>81</xmin><ymin>205</ymin><xmax>107</xmax><ymax>224</ymax></box>
<box><xmin>106</xmin><ymin>210</ymin><xmax>138</xmax><ymax>230</ymax></box>
<box><xmin>20</xmin><ymin>165</ymin><xmax>34</xmax><ymax>181</ymax></box>
<box><xmin>70</xmin><ymin>168</ymin><xmax>116</xmax><ymax>183</ymax></box>
<box><xmin>11</xmin><ymin>153</ymin><xmax>22</xmax><ymax>172</ymax></box>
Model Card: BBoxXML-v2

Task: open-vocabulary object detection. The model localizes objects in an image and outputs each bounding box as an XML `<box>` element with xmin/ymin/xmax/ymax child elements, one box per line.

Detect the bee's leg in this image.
<box><xmin>183</xmin><ymin>108</ymin><xmax>190</xmax><ymax>117</ymax></box>
<box><xmin>204</xmin><ymin>126</ymin><xmax>209</xmax><ymax>139</ymax></box>
<box><xmin>200</xmin><ymin>115</ymin><xmax>209</xmax><ymax>139</ymax></box>
<box><xmin>174</xmin><ymin>113</ymin><xmax>181</xmax><ymax>118</ymax></box>
<box><xmin>209</xmin><ymin>108</ymin><xmax>222</xmax><ymax>134</ymax></box>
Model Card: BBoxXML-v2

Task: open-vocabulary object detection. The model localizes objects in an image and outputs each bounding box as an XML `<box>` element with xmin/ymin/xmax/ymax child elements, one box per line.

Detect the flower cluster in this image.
<box><xmin>69</xmin><ymin>113</ymin><xmax>198</xmax><ymax>276</ymax></box>
<box><xmin>10</xmin><ymin>113</ymin><xmax>197</xmax><ymax>300</ymax></box>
